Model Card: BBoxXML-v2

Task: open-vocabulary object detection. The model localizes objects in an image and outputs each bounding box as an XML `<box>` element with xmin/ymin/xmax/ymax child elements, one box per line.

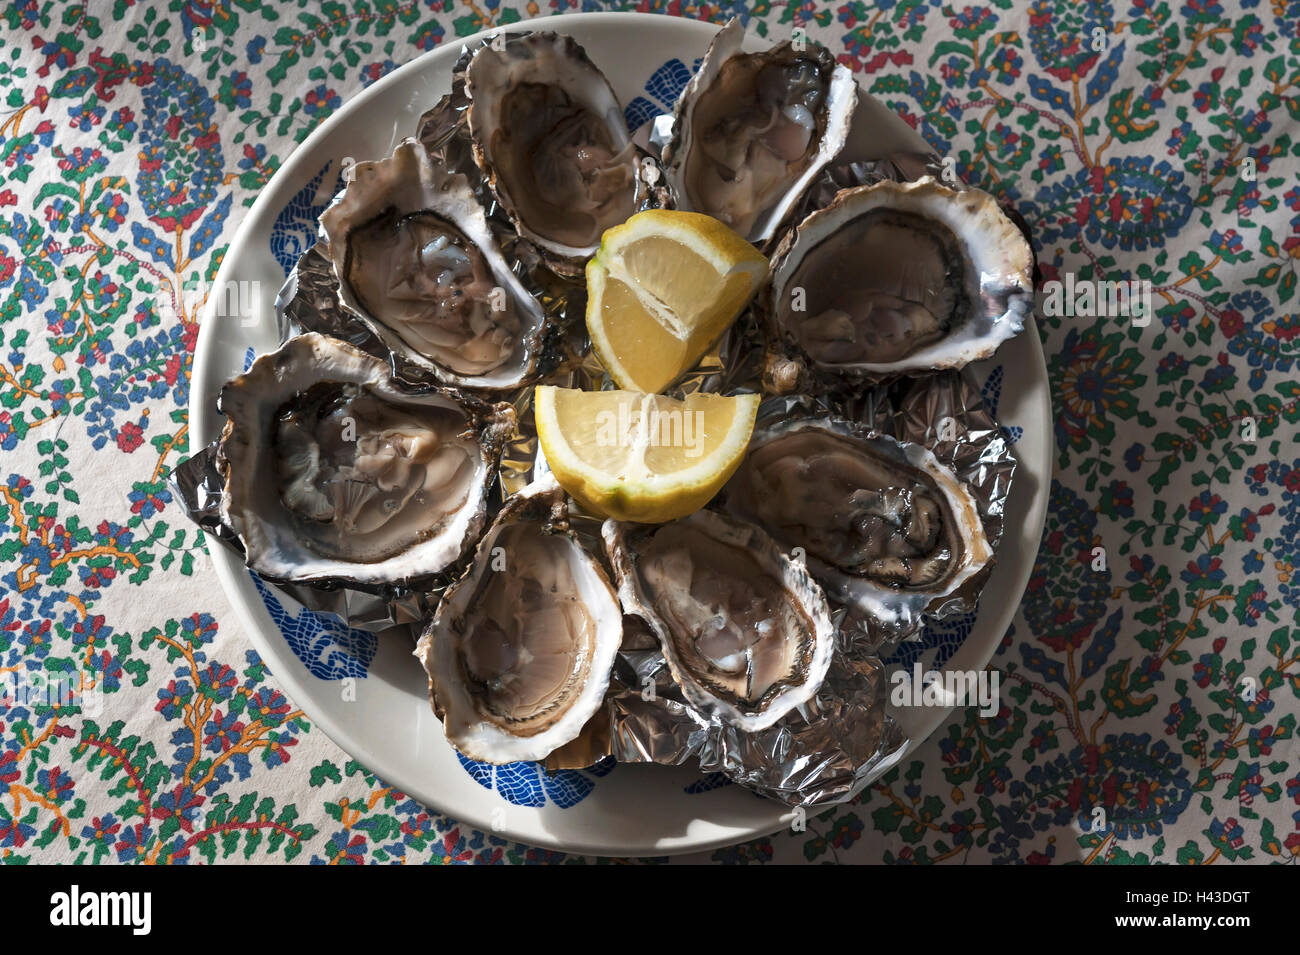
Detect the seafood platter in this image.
<box><xmin>177</xmin><ymin>14</ymin><xmax>1047</xmax><ymax>849</ymax></box>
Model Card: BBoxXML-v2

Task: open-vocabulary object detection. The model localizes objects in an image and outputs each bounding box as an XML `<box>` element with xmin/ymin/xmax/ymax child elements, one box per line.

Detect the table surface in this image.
<box><xmin>1</xmin><ymin>1</ymin><xmax>1296</xmax><ymax>864</ymax></box>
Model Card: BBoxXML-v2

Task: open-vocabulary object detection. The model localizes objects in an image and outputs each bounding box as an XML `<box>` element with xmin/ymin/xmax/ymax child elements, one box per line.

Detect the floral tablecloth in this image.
<box><xmin>1</xmin><ymin>0</ymin><xmax>1296</xmax><ymax>865</ymax></box>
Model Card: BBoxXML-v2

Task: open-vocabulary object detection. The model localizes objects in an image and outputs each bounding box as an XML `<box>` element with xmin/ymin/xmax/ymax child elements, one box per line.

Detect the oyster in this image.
<box><xmin>218</xmin><ymin>333</ymin><xmax>514</xmax><ymax>586</ymax></box>
<box><xmin>762</xmin><ymin>177</ymin><xmax>1033</xmax><ymax>388</ymax></box>
<box><xmin>416</xmin><ymin>477</ymin><xmax>623</xmax><ymax>763</ymax></box>
<box><xmin>721</xmin><ymin>413</ymin><xmax>992</xmax><ymax>634</ymax></box>
<box><xmin>318</xmin><ymin>138</ymin><xmax>547</xmax><ymax>390</ymax></box>
<box><xmin>603</xmin><ymin>510</ymin><xmax>835</xmax><ymax>731</ymax></box>
<box><xmin>661</xmin><ymin>17</ymin><xmax>856</xmax><ymax>246</ymax></box>
<box><xmin>464</xmin><ymin>32</ymin><xmax>645</xmax><ymax>274</ymax></box>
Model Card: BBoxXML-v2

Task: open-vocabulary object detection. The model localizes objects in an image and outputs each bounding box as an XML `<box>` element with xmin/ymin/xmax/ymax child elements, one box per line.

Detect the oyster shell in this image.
<box><xmin>318</xmin><ymin>138</ymin><xmax>547</xmax><ymax>390</ymax></box>
<box><xmin>416</xmin><ymin>477</ymin><xmax>623</xmax><ymax>763</ymax></box>
<box><xmin>721</xmin><ymin>412</ymin><xmax>992</xmax><ymax>635</ymax></box>
<box><xmin>464</xmin><ymin>32</ymin><xmax>646</xmax><ymax>274</ymax></box>
<box><xmin>661</xmin><ymin>17</ymin><xmax>856</xmax><ymax>246</ymax></box>
<box><xmin>761</xmin><ymin>177</ymin><xmax>1033</xmax><ymax>389</ymax></box>
<box><xmin>603</xmin><ymin>510</ymin><xmax>835</xmax><ymax>731</ymax></box>
<box><xmin>218</xmin><ymin>333</ymin><xmax>514</xmax><ymax>587</ymax></box>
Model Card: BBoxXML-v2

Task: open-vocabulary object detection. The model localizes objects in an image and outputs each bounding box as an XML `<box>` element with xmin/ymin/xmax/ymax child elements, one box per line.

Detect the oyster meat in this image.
<box><xmin>218</xmin><ymin>333</ymin><xmax>514</xmax><ymax>586</ymax></box>
<box><xmin>662</xmin><ymin>17</ymin><xmax>856</xmax><ymax>246</ymax></box>
<box><xmin>722</xmin><ymin>412</ymin><xmax>992</xmax><ymax>634</ymax></box>
<box><xmin>464</xmin><ymin>32</ymin><xmax>645</xmax><ymax>273</ymax></box>
<box><xmin>762</xmin><ymin>176</ymin><xmax>1033</xmax><ymax>387</ymax></box>
<box><xmin>416</xmin><ymin>478</ymin><xmax>623</xmax><ymax>763</ymax></box>
<box><xmin>318</xmin><ymin>138</ymin><xmax>547</xmax><ymax>390</ymax></box>
<box><xmin>604</xmin><ymin>510</ymin><xmax>835</xmax><ymax>731</ymax></box>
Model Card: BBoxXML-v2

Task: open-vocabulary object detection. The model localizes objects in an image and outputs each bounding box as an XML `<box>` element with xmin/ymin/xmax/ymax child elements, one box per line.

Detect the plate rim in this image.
<box><xmin>189</xmin><ymin>9</ymin><xmax>1053</xmax><ymax>857</ymax></box>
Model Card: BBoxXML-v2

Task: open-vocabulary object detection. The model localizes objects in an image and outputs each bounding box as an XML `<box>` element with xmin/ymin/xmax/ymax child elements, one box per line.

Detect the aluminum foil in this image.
<box><xmin>171</xmin><ymin>44</ymin><xmax>1025</xmax><ymax>810</ymax></box>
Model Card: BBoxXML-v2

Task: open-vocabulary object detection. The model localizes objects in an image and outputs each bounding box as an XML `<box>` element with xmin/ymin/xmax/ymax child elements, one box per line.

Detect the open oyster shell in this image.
<box><xmin>661</xmin><ymin>16</ymin><xmax>856</xmax><ymax>247</ymax></box>
<box><xmin>463</xmin><ymin>31</ymin><xmax>648</xmax><ymax>276</ymax></box>
<box><xmin>318</xmin><ymin>138</ymin><xmax>548</xmax><ymax>391</ymax></box>
<box><xmin>416</xmin><ymin>477</ymin><xmax>623</xmax><ymax>763</ymax></box>
<box><xmin>720</xmin><ymin>411</ymin><xmax>993</xmax><ymax>637</ymax></box>
<box><xmin>603</xmin><ymin>509</ymin><xmax>835</xmax><ymax>732</ymax></box>
<box><xmin>217</xmin><ymin>333</ymin><xmax>515</xmax><ymax>587</ymax></box>
<box><xmin>761</xmin><ymin>176</ymin><xmax>1033</xmax><ymax>390</ymax></box>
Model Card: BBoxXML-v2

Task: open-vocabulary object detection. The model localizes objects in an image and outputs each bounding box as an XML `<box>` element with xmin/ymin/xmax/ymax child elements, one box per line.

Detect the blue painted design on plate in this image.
<box><xmin>250</xmin><ymin>573</ymin><xmax>377</xmax><ymax>680</ymax></box>
<box><xmin>684</xmin><ymin>772</ymin><xmax>733</xmax><ymax>794</ymax></box>
<box><xmin>457</xmin><ymin>754</ymin><xmax>615</xmax><ymax>808</ymax></box>
<box><xmin>624</xmin><ymin>96</ymin><xmax>663</xmax><ymax>135</ymax></box>
<box><xmin>270</xmin><ymin>160</ymin><xmax>339</xmax><ymax>277</ymax></box>
<box><xmin>623</xmin><ymin>57</ymin><xmax>700</xmax><ymax>131</ymax></box>
<box><xmin>981</xmin><ymin>365</ymin><xmax>1023</xmax><ymax>444</ymax></box>
<box><xmin>887</xmin><ymin>606</ymin><xmax>979</xmax><ymax>671</ymax></box>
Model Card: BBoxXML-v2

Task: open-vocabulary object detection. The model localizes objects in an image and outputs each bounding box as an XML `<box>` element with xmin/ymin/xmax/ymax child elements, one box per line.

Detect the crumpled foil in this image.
<box><xmin>170</xmin><ymin>48</ymin><xmax>1023</xmax><ymax>810</ymax></box>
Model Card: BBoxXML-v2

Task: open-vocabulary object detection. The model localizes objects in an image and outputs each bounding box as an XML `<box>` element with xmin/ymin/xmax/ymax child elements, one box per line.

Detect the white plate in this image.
<box><xmin>190</xmin><ymin>12</ymin><xmax>1052</xmax><ymax>857</ymax></box>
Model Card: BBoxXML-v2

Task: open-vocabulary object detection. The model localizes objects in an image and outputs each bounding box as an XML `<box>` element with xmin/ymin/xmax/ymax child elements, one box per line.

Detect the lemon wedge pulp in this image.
<box><xmin>585</xmin><ymin>210</ymin><xmax>767</xmax><ymax>394</ymax></box>
<box><xmin>534</xmin><ymin>385</ymin><xmax>760</xmax><ymax>523</ymax></box>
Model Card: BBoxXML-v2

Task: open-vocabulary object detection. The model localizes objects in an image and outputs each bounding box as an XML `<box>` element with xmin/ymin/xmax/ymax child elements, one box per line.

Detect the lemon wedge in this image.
<box><xmin>585</xmin><ymin>210</ymin><xmax>767</xmax><ymax>394</ymax></box>
<box><xmin>534</xmin><ymin>385</ymin><xmax>760</xmax><ymax>523</ymax></box>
